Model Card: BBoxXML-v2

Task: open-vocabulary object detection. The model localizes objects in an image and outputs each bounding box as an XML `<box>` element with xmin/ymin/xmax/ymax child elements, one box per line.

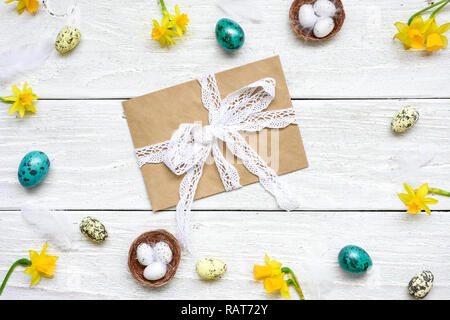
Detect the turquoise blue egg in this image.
<box><xmin>215</xmin><ymin>18</ymin><xmax>245</xmax><ymax>52</ymax></box>
<box><xmin>338</xmin><ymin>245</ymin><xmax>372</xmax><ymax>274</ymax></box>
<box><xmin>18</xmin><ymin>151</ymin><xmax>50</xmax><ymax>188</ymax></box>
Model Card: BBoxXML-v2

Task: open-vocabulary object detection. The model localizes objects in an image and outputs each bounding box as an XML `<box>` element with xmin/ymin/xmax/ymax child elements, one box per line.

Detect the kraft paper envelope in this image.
<box><xmin>123</xmin><ymin>56</ymin><xmax>308</xmax><ymax>211</ymax></box>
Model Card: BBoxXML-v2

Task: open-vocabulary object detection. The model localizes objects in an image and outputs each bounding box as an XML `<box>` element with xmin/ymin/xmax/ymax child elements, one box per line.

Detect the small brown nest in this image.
<box><xmin>128</xmin><ymin>229</ymin><xmax>181</xmax><ymax>287</ymax></box>
<box><xmin>289</xmin><ymin>0</ymin><xmax>345</xmax><ymax>41</ymax></box>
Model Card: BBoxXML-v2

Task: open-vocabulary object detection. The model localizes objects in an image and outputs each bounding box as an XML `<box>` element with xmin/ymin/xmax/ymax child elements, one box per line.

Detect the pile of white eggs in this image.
<box><xmin>298</xmin><ymin>0</ymin><xmax>337</xmax><ymax>38</ymax></box>
<box><xmin>136</xmin><ymin>241</ymin><xmax>173</xmax><ymax>281</ymax></box>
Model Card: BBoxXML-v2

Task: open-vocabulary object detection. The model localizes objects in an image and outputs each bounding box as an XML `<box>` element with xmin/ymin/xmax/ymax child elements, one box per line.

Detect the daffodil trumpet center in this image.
<box><xmin>281</xmin><ymin>267</ymin><xmax>305</xmax><ymax>300</ymax></box>
<box><xmin>429</xmin><ymin>187</ymin><xmax>450</xmax><ymax>197</ymax></box>
<box><xmin>0</xmin><ymin>258</ymin><xmax>31</xmax><ymax>295</ymax></box>
<box><xmin>408</xmin><ymin>0</ymin><xmax>450</xmax><ymax>25</ymax></box>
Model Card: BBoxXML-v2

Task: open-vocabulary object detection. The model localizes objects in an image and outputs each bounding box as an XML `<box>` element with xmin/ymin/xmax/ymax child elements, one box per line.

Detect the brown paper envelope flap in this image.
<box><xmin>123</xmin><ymin>56</ymin><xmax>308</xmax><ymax>211</ymax></box>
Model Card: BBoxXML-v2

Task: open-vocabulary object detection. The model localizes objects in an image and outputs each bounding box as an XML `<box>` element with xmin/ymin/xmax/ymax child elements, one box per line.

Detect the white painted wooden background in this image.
<box><xmin>0</xmin><ymin>0</ymin><xmax>449</xmax><ymax>300</ymax></box>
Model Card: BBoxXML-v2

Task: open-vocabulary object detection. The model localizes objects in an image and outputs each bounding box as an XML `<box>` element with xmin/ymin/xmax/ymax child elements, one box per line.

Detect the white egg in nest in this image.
<box><xmin>298</xmin><ymin>4</ymin><xmax>318</xmax><ymax>29</ymax></box>
<box><xmin>143</xmin><ymin>262</ymin><xmax>167</xmax><ymax>281</ymax></box>
<box><xmin>154</xmin><ymin>241</ymin><xmax>173</xmax><ymax>264</ymax></box>
<box><xmin>136</xmin><ymin>243</ymin><xmax>154</xmax><ymax>266</ymax></box>
<box><xmin>313</xmin><ymin>17</ymin><xmax>335</xmax><ymax>38</ymax></box>
<box><xmin>313</xmin><ymin>0</ymin><xmax>337</xmax><ymax>17</ymax></box>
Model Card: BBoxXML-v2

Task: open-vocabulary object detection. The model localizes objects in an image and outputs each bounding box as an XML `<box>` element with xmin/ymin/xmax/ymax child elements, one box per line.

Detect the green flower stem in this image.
<box><xmin>159</xmin><ymin>0</ymin><xmax>169</xmax><ymax>16</ymax></box>
<box><xmin>0</xmin><ymin>258</ymin><xmax>31</xmax><ymax>296</ymax></box>
<box><xmin>430</xmin><ymin>187</ymin><xmax>450</xmax><ymax>197</ymax></box>
<box><xmin>408</xmin><ymin>0</ymin><xmax>448</xmax><ymax>25</ymax></box>
<box><xmin>282</xmin><ymin>267</ymin><xmax>305</xmax><ymax>300</ymax></box>
<box><xmin>430</xmin><ymin>0</ymin><xmax>450</xmax><ymax>19</ymax></box>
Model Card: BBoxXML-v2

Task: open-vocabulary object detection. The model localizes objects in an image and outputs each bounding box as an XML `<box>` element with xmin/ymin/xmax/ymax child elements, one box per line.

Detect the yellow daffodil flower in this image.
<box><xmin>171</xmin><ymin>4</ymin><xmax>189</xmax><ymax>37</ymax></box>
<box><xmin>4</xmin><ymin>0</ymin><xmax>39</xmax><ymax>14</ymax></box>
<box><xmin>1</xmin><ymin>82</ymin><xmax>39</xmax><ymax>118</ymax></box>
<box><xmin>152</xmin><ymin>15</ymin><xmax>178</xmax><ymax>48</ymax></box>
<box><xmin>425</xmin><ymin>19</ymin><xmax>449</xmax><ymax>51</ymax></box>
<box><xmin>398</xmin><ymin>183</ymin><xmax>438</xmax><ymax>215</ymax></box>
<box><xmin>253</xmin><ymin>254</ymin><xmax>305</xmax><ymax>300</ymax></box>
<box><xmin>23</xmin><ymin>242</ymin><xmax>58</xmax><ymax>286</ymax></box>
<box><xmin>1</xmin><ymin>242</ymin><xmax>57</xmax><ymax>295</ymax></box>
<box><xmin>254</xmin><ymin>255</ymin><xmax>290</xmax><ymax>299</ymax></box>
<box><xmin>394</xmin><ymin>15</ymin><xmax>432</xmax><ymax>49</ymax></box>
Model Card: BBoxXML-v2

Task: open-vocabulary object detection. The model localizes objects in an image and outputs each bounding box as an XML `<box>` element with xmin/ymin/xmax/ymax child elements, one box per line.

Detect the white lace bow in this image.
<box><xmin>135</xmin><ymin>74</ymin><xmax>300</xmax><ymax>250</ymax></box>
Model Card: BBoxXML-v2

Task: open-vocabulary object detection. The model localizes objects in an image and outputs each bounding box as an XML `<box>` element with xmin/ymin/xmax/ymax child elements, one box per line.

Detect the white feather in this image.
<box><xmin>217</xmin><ymin>0</ymin><xmax>263</xmax><ymax>22</ymax></box>
<box><xmin>0</xmin><ymin>38</ymin><xmax>54</xmax><ymax>82</ymax></box>
<box><xmin>21</xmin><ymin>206</ymin><xmax>78</xmax><ymax>251</ymax></box>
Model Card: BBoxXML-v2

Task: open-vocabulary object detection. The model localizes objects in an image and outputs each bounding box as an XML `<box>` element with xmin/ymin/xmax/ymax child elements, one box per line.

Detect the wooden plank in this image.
<box><xmin>0</xmin><ymin>99</ymin><xmax>449</xmax><ymax>211</ymax></box>
<box><xmin>0</xmin><ymin>210</ymin><xmax>448</xmax><ymax>300</ymax></box>
<box><xmin>1</xmin><ymin>0</ymin><xmax>449</xmax><ymax>99</ymax></box>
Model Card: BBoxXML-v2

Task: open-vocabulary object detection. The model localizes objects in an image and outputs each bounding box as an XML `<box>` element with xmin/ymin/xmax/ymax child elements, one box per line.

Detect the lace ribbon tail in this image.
<box><xmin>175</xmin><ymin>162</ymin><xmax>206</xmax><ymax>252</ymax></box>
<box><xmin>224</xmin><ymin>131</ymin><xmax>300</xmax><ymax>211</ymax></box>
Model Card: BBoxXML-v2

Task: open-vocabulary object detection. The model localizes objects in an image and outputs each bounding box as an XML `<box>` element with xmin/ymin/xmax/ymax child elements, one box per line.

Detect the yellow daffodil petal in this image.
<box><xmin>404</xmin><ymin>183</ymin><xmax>415</xmax><ymax>197</ymax></box>
<box><xmin>423</xmin><ymin>197</ymin><xmax>439</xmax><ymax>204</ymax></box>
<box><xmin>416</xmin><ymin>184</ymin><xmax>429</xmax><ymax>199</ymax></box>
<box><xmin>280</xmin><ymin>280</ymin><xmax>291</xmax><ymax>300</ymax></box>
<box><xmin>437</xmin><ymin>23</ymin><xmax>450</xmax><ymax>35</ymax></box>
<box><xmin>254</xmin><ymin>265</ymin><xmax>272</xmax><ymax>280</ymax></box>
<box><xmin>40</xmin><ymin>242</ymin><xmax>48</xmax><ymax>255</ymax></box>
<box><xmin>11</xmin><ymin>85</ymin><xmax>21</xmax><ymax>96</ymax></box>
<box><xmin>442</xmin><ymin>35</ymin><xmax>448</xmax><ymax>48</ymax></box>
<box><xmin>2</xmin><ymin>95</ymin><xmax>17</xmax><ymax>102</ymax></box>
<box><xmin>25</xmin><ymin>103</ymin><xmax>36</xmax><ymax>113</ymax></box>
<box><xmin>410</xmin><ymin>15</ymin><xmax>424</xmax><ymax>30</ymax></box>
<box><xmin>422</xmin><ymin>204</ymin><xmax>431</xmax><ymax>215</ymax></box>
<box><xmin>8</xmin><ymin>102</ymin><xmax>20</xmax><ymax>114</ymax></box>
<box><xmin>23</xmin><ymin>265</ymin><xmax>35</xmax><ymax>275</ymax></box>
<box><xmin>398</xmin><ymin>193</ymin><xmax>411</xmax><ymax>203</ymax></box>
<box><xmin>175</xmin><ymin>4</ymin><xmax>180</xmax><ymax>16</ymax></box>
<box><xmin>17</xmin><ymin>1</ymin><xmax>26</xmax><ymax>14</ymax></box>
<box><xmin>394</xmin><ymin>22</ymin><xmax>409</xmax><ymax>33</ymax></box>
<box><xmin>30</xmin><ymin>270</ymin><xmax>40</xmax><ymax>286</ymax></box>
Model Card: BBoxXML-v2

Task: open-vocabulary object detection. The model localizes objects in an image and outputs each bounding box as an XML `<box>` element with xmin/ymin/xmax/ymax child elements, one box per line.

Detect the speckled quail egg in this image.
<box><xmin>408</xmin><ymin>270</ymin><xmax>434</xmax><ymax>299</ymax></box>
<box><xmin>55</xmin><ymin>26</ymin><xmax>81</xmax><ymax>54</ymax></box>
<box><xmin>79</xmin><ymin>217</ymin><xmax>108</xmax><ymax>243</ymax></box>
<box><xmin>153</xmin><ymin>241</ymin><xmax>173</xmax><ymax>264</ymax></box>
<box><xmin>313</xmin><ymin>0</ymin><xmax>337</xmax><ymax>17</ymax></box>
<box><xmin>313</xmin><ymin>17</ymin><xmax>335</xmax><ymax>38</ymax></box>
<box><xmin>196</xmin><ymin>258</ymin><xmax>227</xmax><ymax>280</ymax></box>
<box><xmin>136</xmin><ymin>243</ymin><xmax>155</xmax><ymax>266</ymax></box>
<box><xmin>143</xmin><ymin>261</ymin><xmax>167</xmax><ymax>281</ymax></box>
<box><xmin>391</xmin><ymin>106</ymin><xmax>419</xmax><ymax>133</ymax></box>
<box><xmin>298</xmin><ymin>4</ymin><xmax>318</xmax><ymax>29</ymax></box>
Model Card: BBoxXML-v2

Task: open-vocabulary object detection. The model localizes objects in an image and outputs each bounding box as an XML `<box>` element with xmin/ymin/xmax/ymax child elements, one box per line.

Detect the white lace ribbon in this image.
<box><xmin>135</xmin><ymin>74</ymin><xmax>300</xmax><ymax>250</ymax></box>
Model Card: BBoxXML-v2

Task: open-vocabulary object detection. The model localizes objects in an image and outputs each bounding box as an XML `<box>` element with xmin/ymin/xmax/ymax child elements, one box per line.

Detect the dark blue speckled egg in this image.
<box><xmin>338</xmin><ymin>245</ymin><xmax>372</xmax><ymax>274</ymax></box>
<box><xmin>18</xmin><ymin>151</ymin><xmax>50</xmax><ymax>188</ymax></box>
<box><xmin>216</xmin><ymin>18</ymin><xmax>245</xmax><ymax>52</ymax></box>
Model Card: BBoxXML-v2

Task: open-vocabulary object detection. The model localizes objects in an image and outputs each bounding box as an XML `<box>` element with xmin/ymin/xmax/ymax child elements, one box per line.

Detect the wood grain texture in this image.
<box><xmin>0</xmin><ymin>210</ymin><xmax>449</xmax><ymax>300</ymax></box>
<box><xmin>1</xmin><ymin>0</ymin><xmax>450</xmax><ymax>99</ymax></box>
<box><xmin>0</xmin><ymin>99</ymin><xmax>448</xmax><ymax>211</ymax></box>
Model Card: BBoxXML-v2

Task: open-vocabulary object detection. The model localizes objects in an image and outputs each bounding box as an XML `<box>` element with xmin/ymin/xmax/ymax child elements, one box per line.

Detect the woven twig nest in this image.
<box><xmin>289</xmin><ymin>0</ymin><xmax>345</xmax><ymax>41</ymax></box>
<box><xmin>128</xmin><ymin>229</ymin><xmax>181</xmax><ymax>287</ymax></box>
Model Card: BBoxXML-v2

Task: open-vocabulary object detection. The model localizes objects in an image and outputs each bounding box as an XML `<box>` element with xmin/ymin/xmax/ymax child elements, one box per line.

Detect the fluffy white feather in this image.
<box><xmin>0</xmin><ymin>38</ymin><xmax>54</xmax><ymax>82</ymax></box>
<box><xmin>217</xmin><ymin>0</ymin><xmax>263</xmax><ymax>22</ymax></box>
<box><xmin>21</xmin><ymin>206</ymin><xmax>78</xmax><ymax>251</ymax></box>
